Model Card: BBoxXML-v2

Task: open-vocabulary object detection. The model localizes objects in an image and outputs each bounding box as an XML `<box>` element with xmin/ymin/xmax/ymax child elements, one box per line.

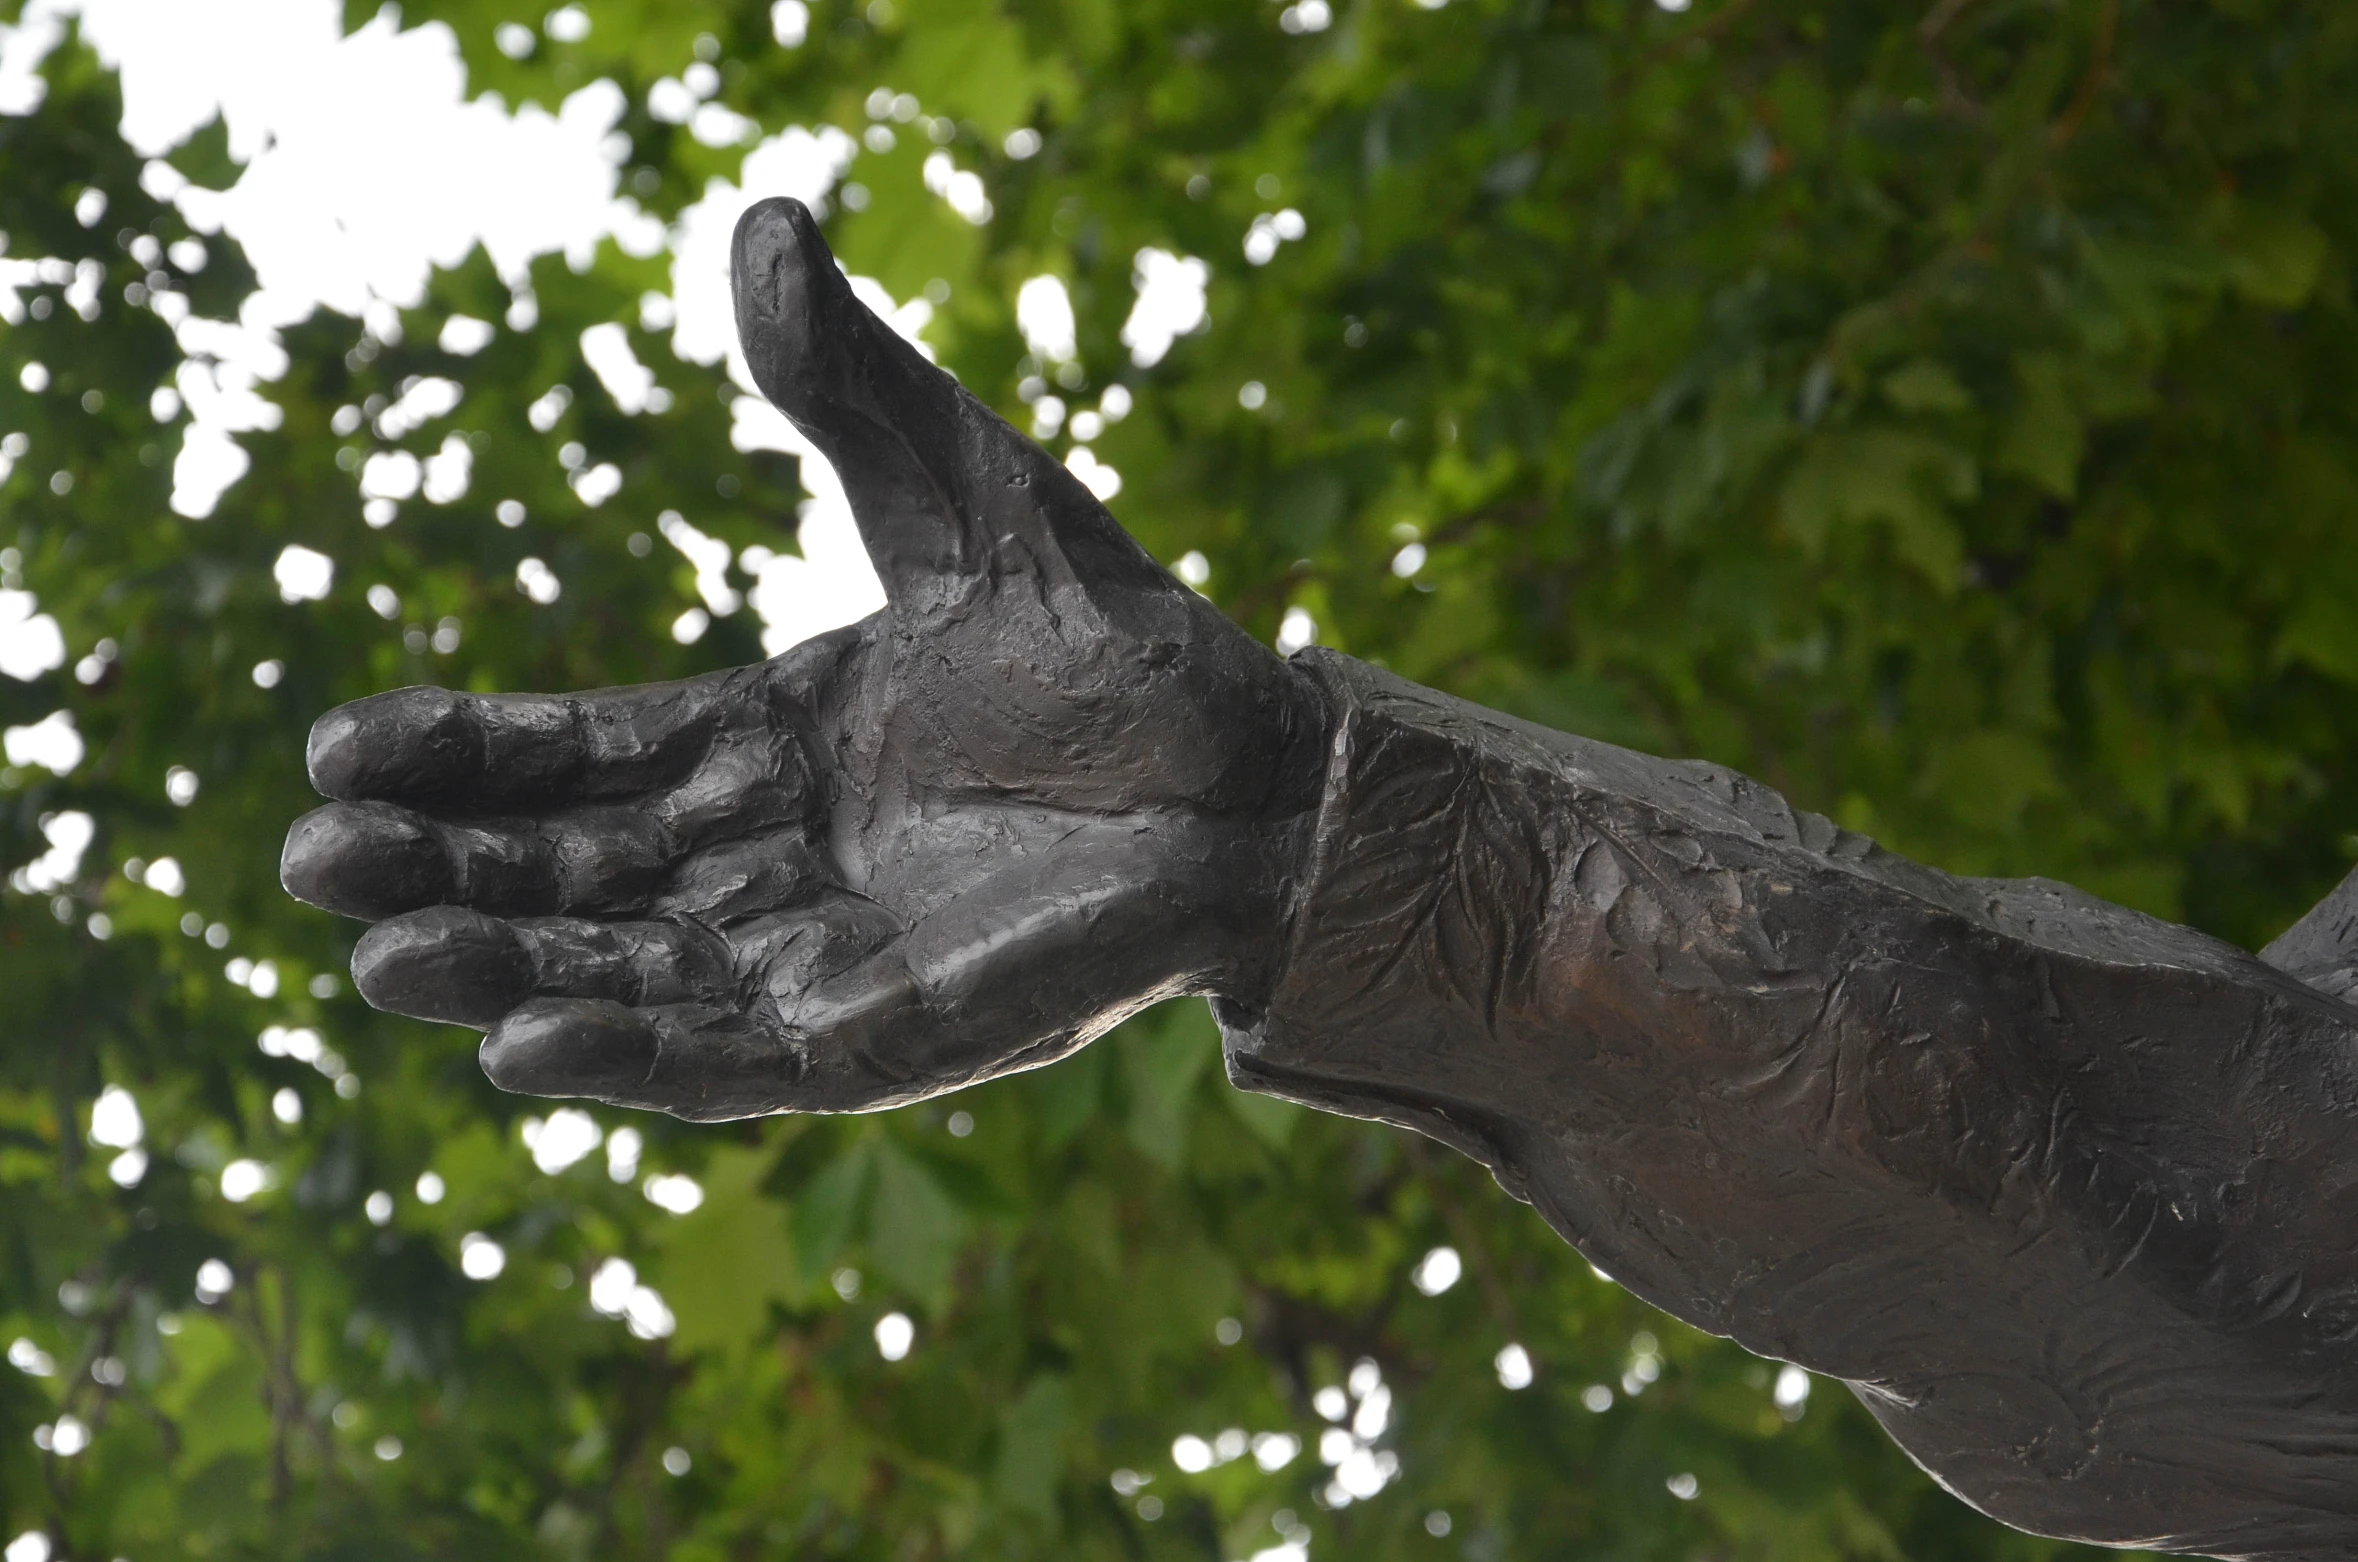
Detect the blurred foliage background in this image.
<box><xmin>3</xmin><ymin>0</ymin><xmax>2352</xmax><ymax>1556</ymax></box>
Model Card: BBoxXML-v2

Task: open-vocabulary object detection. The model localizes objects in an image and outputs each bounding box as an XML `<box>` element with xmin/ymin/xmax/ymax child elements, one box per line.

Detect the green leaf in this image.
<box><xmin>828</xmin><ymin>131</ymin><xmax>984</xmax><ymax>302</ymax></box>
<box><xmin>990</xmin><ymin>1373</ymin><xmax>1070</xmax><ymax>1520</ymax></box>
<box><xmin>789</xmin><ymin>1138</ymin><xmax>876</xmax><ymax>1291</ymax></box>
<box><xmin>649</xmin><ymin>1142</ymin><xmax>796</xmax><ymax>1352</ymax></box>
<box><xmin>1996</xmin><ymin>352</ymin><xmax>2084</xmax><ymax>499</ymax></box>
<box><xmin>1225</xmin><ymin>1086</ymin><xmax>1301</xmax><ymax>1151</ymax></box>
<box><xmin>1118</xmin><ymin>1000</ymin><xmax>1218</xmax><ymax>1171</ymax></box>
<box><xmin>2222</xmin><ymin>207</ymin><xmax>2328</xmax><ymax>309</ymax></box>
<box><xmin>892</xmin><ymin>1</ymin><xmax>1069</xmax><ymax>139</ymax></box>
<box><xmin>1779</xmin><ymin>429</ymin><xmax>1973</xmax><ymax>589</ymax></box>
<box><xmin>2280</xmin><ymin>579</ymin><xmax>2358</xmax><ymax>683</ymax></box>
<box><xmin>162</xmin><ymin>115</ymin><xmax>239</xmax><ymax>191</ymax></box>
<box><xmin>1881</xmin><ymin>359</ymin><xmax>1972</xmax><ymax>415</ymax></box>
<box><xmin>153</xmin><ymin>1313</ymin><xmax>272</xmax><ymax>1474</ymax></box>
<box><xmin>1031</xmin><ymin>1042</ymin><xmax>1106</xmax><ymax>1149</ymax></box>
<box><xmin>866</xmin><ymin>1137</ymin><xmax>969</xmax><ymax>1311</ymax></box>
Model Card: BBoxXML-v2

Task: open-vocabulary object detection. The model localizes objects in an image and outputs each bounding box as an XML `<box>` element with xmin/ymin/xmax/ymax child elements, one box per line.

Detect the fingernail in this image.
<box><xmin>729</xmin><ymin>196</ymin><xmax>830</xmax><ymax>326</ymax></box>
<box><xmin>304</xmin><ymin>703</ymin><xmax>369</xmax><ymax>798</ymax></box>
<box><xmin>353</xmin><ymin>906</ymin><xmax>531</xmax><ymax>1028</ymax></box>
<box><xmin>280</xmin><ymin>802</ymin><xmax>453</xmax><ymax>920</ymax></box>
<box><xmin>481</xmin><ymin>999</ymin><xmax>655</xmax><ymax>1099</ymax></box>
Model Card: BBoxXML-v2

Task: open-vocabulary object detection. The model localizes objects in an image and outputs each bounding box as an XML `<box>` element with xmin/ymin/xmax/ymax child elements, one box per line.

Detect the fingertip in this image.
<box><xmin>731</xmin><ymin>196</ymin><xmax>853</xmax><ymax>410</ymax></box>
<box><xmin>280</xmin><ymin>802</ymin><xmax>453</xmax><ymax>920</ymax></box>
<box><xmin>730</xmin><ymin>196</ymin><xmax>832</xmax><ymax>319</ymax></box>
<box><xmin>481</xmin><ymin>998</ymin><xmax>655</xmax><ymax>1101</ymax></box>
<box><xmin>352</xmin><ymin>906</ymin><xmax>532</xmax><ymax>1028</ymax></box>
<box><xmin>304</xmin><ymin>702</ymin><xmax>367</xmax><ymax>799</ymax></box>
<box><xmin>306</xmin><ymin>685</ymin><xmax>480</xmax><ymax>801</ymax></box>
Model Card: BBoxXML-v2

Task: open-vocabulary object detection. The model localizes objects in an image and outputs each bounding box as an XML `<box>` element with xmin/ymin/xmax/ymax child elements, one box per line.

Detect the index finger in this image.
<box><xmin>306</xmin><ymin>671</ymin><xmax>736</xmax><ymax>808</ymax></box>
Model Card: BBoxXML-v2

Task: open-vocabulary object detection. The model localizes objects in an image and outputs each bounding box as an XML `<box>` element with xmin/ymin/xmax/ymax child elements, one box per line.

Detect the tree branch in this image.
<box><xmin>1645</xmin><ymin>0</ymin><xmax>1761</xmax><ymax>69</ymax></box>
<box><xmin>1918</xmin><ymin>0</ymin><xmax>1989</xmax><ymax>120</ymax></box>
<box><xmin>2048</xmin><ymin>0</ymin><xmax>2121</xmax><ymax>148</ymax></box>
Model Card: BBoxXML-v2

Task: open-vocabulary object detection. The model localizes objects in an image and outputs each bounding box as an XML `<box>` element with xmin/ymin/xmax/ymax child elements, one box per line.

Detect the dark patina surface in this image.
<box><xmin>283</xmin><ymin>197</ymin><xmax>2358</xmax><ymax>1561</ymax></box>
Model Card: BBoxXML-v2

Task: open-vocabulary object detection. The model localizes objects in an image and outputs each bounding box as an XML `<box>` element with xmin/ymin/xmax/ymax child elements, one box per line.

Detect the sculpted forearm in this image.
<box><xmin>285</xmin><ymin>192</ymin><xmax>2358</xmax><ymax>1562</ymax></box>
<box><xmin>1222</xmin><ymin>649</ymin><xmax>2358</xmax><ymax>1561</ymax></box>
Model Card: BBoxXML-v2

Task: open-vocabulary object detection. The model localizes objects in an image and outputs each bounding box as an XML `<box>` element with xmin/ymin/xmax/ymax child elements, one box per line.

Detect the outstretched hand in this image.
<box><xmin>281</xmin><ymin>198</ymin><xmax>1327</xmax><ymax>1120</ymax></box>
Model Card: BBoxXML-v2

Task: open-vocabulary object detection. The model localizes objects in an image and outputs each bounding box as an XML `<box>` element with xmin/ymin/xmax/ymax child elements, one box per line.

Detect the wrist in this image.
<box><xmin>1209</xmin><ymin>651</ymin><xmax>1523</xmax><ymax>1121</ymax></box>
<box><xmin>1198</xmin><ymin>652</ymin><xmax>1335</xmax><ymax>1011</ymax></box>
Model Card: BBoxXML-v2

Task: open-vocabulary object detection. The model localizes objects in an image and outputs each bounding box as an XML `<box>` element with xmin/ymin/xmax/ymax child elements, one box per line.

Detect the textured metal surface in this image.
<box><xmin>1223</xmin><ymin>654</ymin><xmax>2358</xmax><ymax>1560</ymax></box>
<box><xmin>282</xmin><ymin>197</ymin><xmax>2358</xmax><ymax>1560</ymax></box>
<box><xmin>281</xmin><ymin>197</ymin><xmax>1326</xmax><ymax>1119</ymax></box>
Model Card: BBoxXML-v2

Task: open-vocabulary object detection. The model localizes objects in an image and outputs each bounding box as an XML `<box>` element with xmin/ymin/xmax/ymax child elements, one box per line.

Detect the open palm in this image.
<box><xmin>282</xmin><ymin>198</ymin><xmax>1327</xmax><ymax>1120</ymax></box>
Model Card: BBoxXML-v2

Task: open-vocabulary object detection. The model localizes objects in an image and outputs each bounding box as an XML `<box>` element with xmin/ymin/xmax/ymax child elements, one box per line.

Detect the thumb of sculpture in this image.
<box><xmin>730</xmin><ymin>195</ymin><xmax>1171</xmax><ymax>618</ymax></box>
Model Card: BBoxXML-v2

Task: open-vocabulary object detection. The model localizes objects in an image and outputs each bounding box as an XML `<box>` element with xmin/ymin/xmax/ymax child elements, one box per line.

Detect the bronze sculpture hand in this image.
<box><xmin>282</xmin><ymin>197</ymin><xmax>1327</xmax><ymax>1119</ymax></box>
<box><xmin>283</xmin><ymin>196</ymin><xmax>2358</xmax><ymax>1560</ymax></box>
